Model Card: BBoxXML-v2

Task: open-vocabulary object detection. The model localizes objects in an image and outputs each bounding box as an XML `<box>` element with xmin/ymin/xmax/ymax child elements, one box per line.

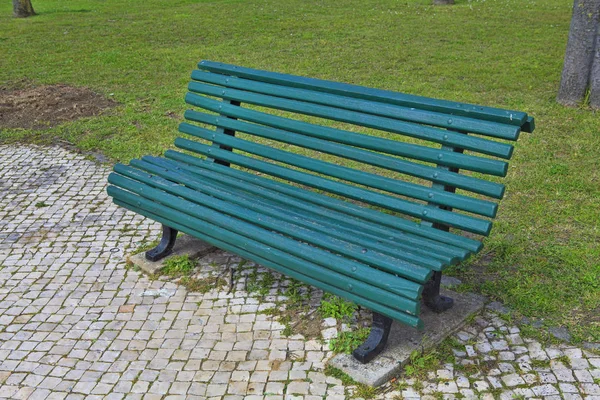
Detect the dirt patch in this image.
<box><xmin>0</xmin><ymin>84</ymin><xmax>117</xmax><ymax>130</ymax></box>
<box><xmin>286</xmin><ymin>307</ymin><xmax>324</xmax><ymax>339</ymax></box>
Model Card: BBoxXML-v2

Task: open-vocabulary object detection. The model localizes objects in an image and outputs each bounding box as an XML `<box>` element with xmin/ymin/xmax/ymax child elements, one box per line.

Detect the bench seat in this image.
<box><xmin>107</xmin><ymin>60</ymin><xmax>534</xmax><ymax>363</ymax></box>
<box><xmin>109</xmin><ymin>153</ymin><xmax>478</xmax><ymax>327</ymax></box>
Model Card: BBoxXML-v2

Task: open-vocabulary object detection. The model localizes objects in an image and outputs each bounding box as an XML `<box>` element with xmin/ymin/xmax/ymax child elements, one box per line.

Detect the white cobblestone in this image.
<box><xmin>1</xmin><ymin>145</ymin><xmax>600</xmax><ymax>400</ymax></box>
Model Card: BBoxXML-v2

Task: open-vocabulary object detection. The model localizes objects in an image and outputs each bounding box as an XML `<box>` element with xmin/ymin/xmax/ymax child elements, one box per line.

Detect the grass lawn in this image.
<box><xmin>1</xmin><ymin>0</ymin><xmax>598</xmax><ymax>341</ymax></box>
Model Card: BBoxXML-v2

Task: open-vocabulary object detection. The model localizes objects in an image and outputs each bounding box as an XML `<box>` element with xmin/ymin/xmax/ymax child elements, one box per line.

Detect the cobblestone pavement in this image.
<box><xmin>1</xmin><ymin>145</ymin><xmax>599</xmax><ymax>400</ymax></box>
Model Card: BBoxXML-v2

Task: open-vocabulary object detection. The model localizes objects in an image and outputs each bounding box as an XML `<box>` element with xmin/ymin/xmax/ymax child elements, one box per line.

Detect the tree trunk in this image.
<box><xmin>590</xmin><ymin>29</ymin><xmax>600</xmax><ymax>108</ymax></box>
<box><xmin>557</xmin><ymin>0</ymin><xmax>600</xmax><ymax>106</ymax></box>
<box><xmin>433</xmin><ymin>0</ymin><xmax>455</xmax><ymax>4</ymax></box>
<box><xmin>13</xmin><ymin>0</ymin><xmax>35</xmax><ymax>18</ymax></box>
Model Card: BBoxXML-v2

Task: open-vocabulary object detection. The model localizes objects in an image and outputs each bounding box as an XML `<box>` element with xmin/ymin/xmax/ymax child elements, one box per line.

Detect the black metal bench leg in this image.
<box><xmin>423</xmin><ymin>271</ymin><xmax>454</xmax><ymax>313</ymax></box>
<box><xmin>352</xmin><ymin>312</ymin><xmax>393</xmax><ymax>364</ymax></box>
<box><xmin>145</xmin><ymin>225</ymin><xmax>178</xmax><ymax>262</ymax></box>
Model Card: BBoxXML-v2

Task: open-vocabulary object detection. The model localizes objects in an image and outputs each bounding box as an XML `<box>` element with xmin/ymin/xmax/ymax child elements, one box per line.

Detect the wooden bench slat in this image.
<box><xmin>197</xmin><ymin>60</ymin><xmax>532</xmax><ymax>131</ymax></box>
<box><xmin>145</xmin><ymin>155</ymin><xmax>473</xmax><ymax>260</ymax></box>
<box><xmin>129</xmin><ymin>158</ymin><xmax>460</xmax><ymax>266</ymax></box>
<box><xmin>107</xmin><ymin>183</ymin><xmax>424</xmax><ymax>307</ymax></box>
<box><xmin>113</xmin><ymin>165</ymin><xmax>440</xmax><ymax>276</ymax></box>
<box><xmin>164</xmin><ymin>150</ymin><xmax>484</xmax><ymax>252</ymax></box>
<box><xmin>187</xmin><ymin>83</ymin><xmax>515</xmax><ymax>160</ymax></box>
<box><xmin>185</xmin><ymin>110</ymin><xmax>506</xmax><ymax>199</ymax></box>
<box><xmin>180</xmin><ymin>123</ymin><xmax>499</xmax><ymax>218</ymax></box>
<box><xmin>111</xmin><ymin>196</ymin><xmax>423</xmax><ymax>328</ymax></box>
<box><xmin>172</xmin><ymin>140</ymin><xmax>493</xmax><ymax>236</ymax></box>
<box><xmin>191</xmin><ymin>69</ymin><xmax>521</xmax><ymax>140</ymax></box>
<box><xmin>185</xmin><ymin>94</ymin><xmax>509</xmax><ymax>177</ymax></box>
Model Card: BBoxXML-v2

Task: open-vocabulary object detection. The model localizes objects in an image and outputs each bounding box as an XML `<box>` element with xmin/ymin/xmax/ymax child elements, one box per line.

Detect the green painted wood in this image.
<box><xmin>142</xmin><ymin>155</ymin><xmax>474</xmax><ymax>260</ymax></box>
<box><xmin>187</xmin><ymin>82</ymin><xmax>515</xmax><ymax>160</ymax></box>
<box><xmin>170</xmin><ymin>140</ymin><xmax>493</xmax><ymax>236</ymax></box>
<box><xmin>111</xmin><ymin>196</ymin><xmax>423</xmax><ymax>327</ymax></box>
<box><xmin>108</xmin><ymin>61</ymin><xmax>535</xmax><ymax>328</ymax></box>
<box><xmin>190</xmin><ymin>70</ymin><xmax>521</xmax><ymax>140</ymax></box>
<box><xmin>197</xmin><ymin>60</ymin><xmax>531</xmax><ymax>129</ymax></box>
<box><xmin>113</xmin><ymin>164</ymin><xmax>439</xmax><ymax>276</ymax></box>
<box><xmin>185</xmin><ymin>110</ymin><xmax>506</xmax><ymax>199</ymax></box>
<box><xmin>180</xmin><ymin>123</ymin><xmax>498</xmax><ymax>218</ymax></box>
<box><xmin>107</xmin><ymin>183</ymin><xmax>423</xmax><ymax>314</ymax></box>
<box><xmin>185</xmin><ymin>94</ymin><xmax>509</xmax><ymax>177</ymax></box>
<box><xmin>163</xmin><ymin>150</ymin><xmax>485</xmax><ymax>251</ymax></box>
<box><xmin>126</xmin><ymin>158</ymin><xmax>461</xmax><ymax>266</ymax></box>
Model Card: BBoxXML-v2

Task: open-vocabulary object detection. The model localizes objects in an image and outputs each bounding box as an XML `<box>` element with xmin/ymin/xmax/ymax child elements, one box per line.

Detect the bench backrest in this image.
<box><xmin>170</xmin><ymin>60</ymin><xmax>534</xmax><ymax>254</ymax></box>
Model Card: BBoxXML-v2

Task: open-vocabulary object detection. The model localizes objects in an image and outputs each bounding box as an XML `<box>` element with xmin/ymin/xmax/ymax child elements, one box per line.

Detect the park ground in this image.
<box><xmin>0</xmin><ymin>144</ymin><xmax>599</xmax><ymax>399</ymax></box>
<box><xmin>0</xmin><ymin>0</ymin><xmax>599</xmax><ymax>396</ymax></box>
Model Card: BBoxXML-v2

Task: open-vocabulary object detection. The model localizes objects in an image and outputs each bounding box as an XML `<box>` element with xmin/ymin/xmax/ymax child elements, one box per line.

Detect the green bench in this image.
<box><xmin>107</xmin><ymin>60</ymin><xmax>534</xmax><ymax>363</ymax></box>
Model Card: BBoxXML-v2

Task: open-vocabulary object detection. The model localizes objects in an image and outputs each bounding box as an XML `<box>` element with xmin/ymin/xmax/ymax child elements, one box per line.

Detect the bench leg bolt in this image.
<box><xmin>352</xmin><ymin>312</ymin><xmax>393</xmax><ymax>364</ymax></box>
<box><xmin>145</xmin><ymin>225</ymin><xmax>178</xmax><ymax>262</ymax></box>
<box><xmin>423</xmin><ymin>271</ymin><xmax>454</xmax><ymax>313</ymax></box>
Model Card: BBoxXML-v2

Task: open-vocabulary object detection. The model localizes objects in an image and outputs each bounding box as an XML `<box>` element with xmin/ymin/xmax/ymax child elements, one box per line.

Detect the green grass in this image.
<box><xmin>319</xmin><ymin>293</ymin><xmax>358</xmax><ymax>320</ymax></box>
<box><xmin>159</xmin><ymin>255</ymin><xmax>196</xmax><ymax>278</ymax></box>
<box><xmin>323</xmin><ymin>365</ymin><xmax>378</xmax><ymax>399</ymax></box>
<box><xmin>179</xmin><ymin>275</ymin><xmax>227</xmax><ymax>293</ymax></box>
<box><xmin>329</xmin><ymin>328</ymin><xmax>371</xmax><ymax>354</ymax></box>
<box><xmin>2</xmin><ymin>0</ymin><xmax>599</xmax><ymax>341</ymax></box>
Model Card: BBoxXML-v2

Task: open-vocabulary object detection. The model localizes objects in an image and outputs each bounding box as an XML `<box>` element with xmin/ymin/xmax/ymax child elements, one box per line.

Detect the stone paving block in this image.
<box><xmin>1</xmin><ymin>145</ymin><xmax>600</xmax><ymax>400</ymax></box>
<box><xmin>128</xmin><ymin>235</ymin><xmax>216</xmax><ymax>275</ymax></box>
<box><xmin>328</xmin><ymin>289</ymin><xmax>485</xmax><ymax>386</ymax></box>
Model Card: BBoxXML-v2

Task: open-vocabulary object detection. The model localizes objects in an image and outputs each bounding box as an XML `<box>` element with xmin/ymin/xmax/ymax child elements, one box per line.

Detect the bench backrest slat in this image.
<box><xmin>174</xmin><ymin>137</ymin><xmax>493</xmax><ymax>236</ymax></box>
<box><xmin>177</xmin><ymin>60</ymin><xmax>535</xmax><ymax>244</ymax></box>
<box><xmin>185</xmin><ymin>93</ymin><xmax>509</xmax><ymax>177</ymax></box>
<box><xmin>187</xmin><ymin>82</ymin><xmax>514</xmax><ymax>159</ymax></box>
<box><xmin>183</xmin><ymin>109</ymin><xmax>505</xmax><ymax>199</ymax></box>
<box><xmin>197</xmin><ymin>60</ymin><xmax>532</xmax><ymax>132</ymax></box>
<box><xmin>179</xmin><ymin>122</ymin><xmax>498</xmax><ymax>218</ymax></box>
<box><xmin>190</xmin><ymin>70</ymin><xmax>521</xmax><ymax>140</ymax></box>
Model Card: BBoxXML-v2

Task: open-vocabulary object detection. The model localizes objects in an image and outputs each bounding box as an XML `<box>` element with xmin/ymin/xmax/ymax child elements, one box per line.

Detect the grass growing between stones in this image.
<box><xmin>319</xmin><ymin>293</ymin><xmax>358</xmax><ymax>320</ymax></box>
<box><xmin>160</xmin><ymin>255</ymin><xmax>228</xmax><ymax>293</ymax></box>
<box><xmin>324</xmin><ymin>365</ymin><xmax>357</xmax><ymax>386</ymax></box>
<box><xmin>129</xmin><ymin>250</ymin><xmax>228</xmax><ymax>293</ymax></box>
<box><xmin>245</xmin><ymin>266</ymin><xmax>369</xmax><ymax>350</ymax></box>
<box><xmin>159</xmin><ymin>255</ymin><xmax>195</xmax><ymax>278</ymax></box>
<box><xmin>179</xmin><ymin>275</ymin><xmax>227</xmax><ymax>294</ymax></box>
<box><xmin>3</xmin><ymin>0</ymin><xmax>598</xmax><ymax>343</ymax></box>
<box><xmin>323</xmin><ymin>365</ymin><xmax>378</xmax><ymax>399</ymax></box>
<box><xmin>328</xmin><ymin>328</ymin><xmax>371</xmax><ymax>354</ymax></box>
<box><xmin>244</xmin><ymin>268</ymin><xmax>324</xmax><ymax>338</ymax></box>
<box><xmin>390</xmin><ymin>336</ymin><xmax>460</xmax><ymax>393</ymax></box>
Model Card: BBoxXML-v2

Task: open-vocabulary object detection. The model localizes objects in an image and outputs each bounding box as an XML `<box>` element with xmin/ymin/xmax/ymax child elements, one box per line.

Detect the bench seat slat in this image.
<box><xmin>107</xmin><ymin>183</ymin><xmax>424</xmax><ymax>303</ymax></box>
<box><xmin>111</xmin><ymin>197</ymin><xmax>423</xmax><ymax>328</ymax></box>
<box><xmin>191</xmin><ymin>70</ymin><xmax>521</xmax><ymax>140</ymax></box>
<box><xmin>128</xmin><ymin>158</ymin><xmax>460</xmax><ymax>266</ymax></box>
<box><xmin>197</xmin><ymin>60</ymin><xmax>532</xmax><ymax>131</ymax></box>
<box><xmin>185</xmin><ymin>110</ymin><xmax>505</xmax><ymax>199</ymax></box>
<box><xmin>112</xmin><ymin>166</ymin><xmax>440</xmax><ymax>275</ymax></box>
<box><xmin>144</xmin><ymin>156</ymin><xmax>473</xmax><ymax>260</ymax></box>
<box><xmin>164</xmin><ymin>151</ymin><xmax>484</xmax><ymax>251</ymax></box>
<box><xmin>180</xmin><ymin>123</ymin><xmax>498</xmax><ymax>218</ymax></box>
<box><xmin>186</xmin><ymin>94</ymin><xmax>509</xmax><ymax>177</ymax></box>
<box><xmin>174</xmin><ymin>138</ymin><xmax>493</xmax><ymax>235</ymax></box>
<box><xmin>187</xmin><ymin>83</ymin><xmax>514</xmax><ymax>160</ymax></box>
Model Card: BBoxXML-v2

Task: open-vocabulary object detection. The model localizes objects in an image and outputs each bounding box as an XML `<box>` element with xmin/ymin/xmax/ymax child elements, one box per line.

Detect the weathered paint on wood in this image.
<box><xmin>108</xmin><ymin>61</ymin><xmax>534</xmax><ymax>329</ymax></box>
